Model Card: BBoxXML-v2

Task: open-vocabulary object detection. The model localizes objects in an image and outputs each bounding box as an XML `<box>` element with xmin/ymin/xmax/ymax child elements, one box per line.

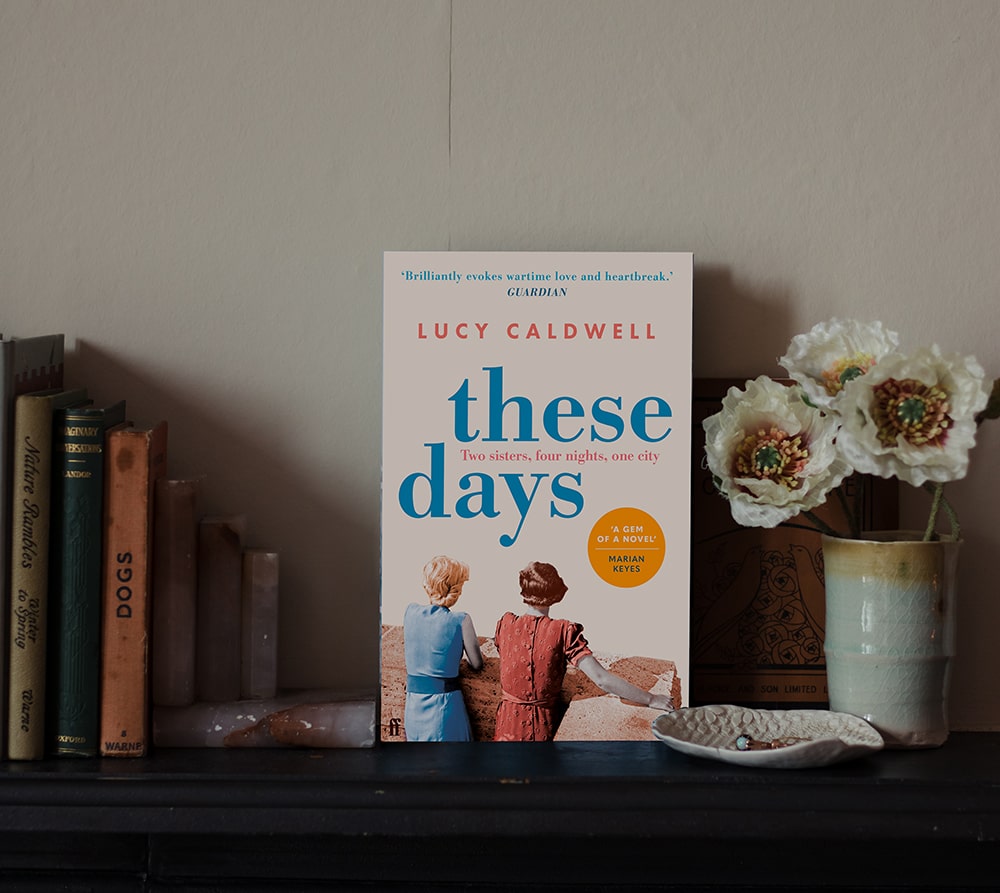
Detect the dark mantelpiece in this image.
<box><xmin>1</xmin><ymin>733</ymin><xmax>998</xmax><ymax>890</ymax></box>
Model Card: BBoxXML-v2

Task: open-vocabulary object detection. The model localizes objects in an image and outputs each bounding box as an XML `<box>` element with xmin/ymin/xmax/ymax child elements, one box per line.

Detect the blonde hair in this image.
<box><xmin>422</xmin><ymin>555</ymin><xmax>470</xmax><ymax>608</ymax></box>
<box><xmin>519</xmin><ymin>561</ymin><xmax>568</xmax><ymax>607</ymax></box>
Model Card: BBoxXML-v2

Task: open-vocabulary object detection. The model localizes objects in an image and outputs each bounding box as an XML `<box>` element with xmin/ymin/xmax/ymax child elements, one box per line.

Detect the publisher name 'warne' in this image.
<box><xmin>417</xmin><ymin>322</ymin><xmax>656</xmax><ymax>341</ymax></box>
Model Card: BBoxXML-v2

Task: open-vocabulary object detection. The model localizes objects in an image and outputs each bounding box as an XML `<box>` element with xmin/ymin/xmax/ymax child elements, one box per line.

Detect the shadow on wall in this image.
<box><xmin>65</xmin><ymin>339</ymin><xmax>379</xmax><ymax>694</ymax></box>
<box><xmin>693</xmin><ymin>265</ymin><xmax>795</xmax><ymax>378</ymax></box>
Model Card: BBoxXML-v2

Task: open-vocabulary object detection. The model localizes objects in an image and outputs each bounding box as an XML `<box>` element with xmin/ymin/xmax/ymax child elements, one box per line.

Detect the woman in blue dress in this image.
<box><xmin>403</xmin><ymin>555</ymin><xmax>483</xmax><ymax>741</ymax></box>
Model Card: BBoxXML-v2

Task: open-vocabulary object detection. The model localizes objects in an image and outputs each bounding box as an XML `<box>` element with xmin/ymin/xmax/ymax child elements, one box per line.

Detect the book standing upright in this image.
<box><xmin>7</xmin><ymin>387</ymin><xmax>89</xmax><ymax>759</ymax></box>
<box><xmin>99</xmin><ymin>420</ymin><xmax>168</xmax><ymax>757</ymax></box>
<box><xmin>47</xmin><ymin>399</ymin><xmax>127</xmax><ymax>756</ymax></box>
<box><xmin>381</xmin><ymin>251</ymin><xmax>693</xmax><ymax>743</ymax></box>
<box><xmin>1</xmin><ymin>333</ymin><xmax>64</xmax><ymax>756</ymax></box>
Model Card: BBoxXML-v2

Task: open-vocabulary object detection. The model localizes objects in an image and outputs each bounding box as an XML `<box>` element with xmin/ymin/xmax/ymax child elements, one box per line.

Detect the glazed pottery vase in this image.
<box><xmin>821</xmin><ymin>531</ymin><xmax>960</xmax><ymax>749</ymax></box>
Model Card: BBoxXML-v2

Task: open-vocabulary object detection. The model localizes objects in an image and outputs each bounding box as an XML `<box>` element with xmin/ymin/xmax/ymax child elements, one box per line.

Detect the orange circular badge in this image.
<box><xmin>587</xmin><ymin>507</ymin><xmax>665</xmax><ymax>588</ymax></box>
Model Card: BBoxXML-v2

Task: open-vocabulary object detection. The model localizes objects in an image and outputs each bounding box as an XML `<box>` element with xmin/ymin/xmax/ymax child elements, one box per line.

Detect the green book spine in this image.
<box><xmin>7</xmin><ymin>388</ymin><xmax>88</xmax><ymax>759</ymax></box>
<box><xmin>47</xmin><ymin>400</ymin><xmax>126</xmax><ymax>757</ymax></box>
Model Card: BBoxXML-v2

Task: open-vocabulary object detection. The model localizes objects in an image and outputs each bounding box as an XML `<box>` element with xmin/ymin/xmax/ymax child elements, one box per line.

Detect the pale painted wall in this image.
<box><xmin>3</xmin><ymin>0</ymin><xmax>999</xmax><ymax>728</ymax></box>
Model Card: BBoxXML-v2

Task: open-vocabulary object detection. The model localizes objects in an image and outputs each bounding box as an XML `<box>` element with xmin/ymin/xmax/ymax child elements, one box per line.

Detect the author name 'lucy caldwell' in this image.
<box><xmin>417</xmin><ymin>321</ymin><xmax>656</xmax><ymax>341</ymax></box>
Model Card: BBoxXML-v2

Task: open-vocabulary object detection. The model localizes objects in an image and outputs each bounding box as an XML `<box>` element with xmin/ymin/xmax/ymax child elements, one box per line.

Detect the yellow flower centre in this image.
<box><xmin>871</xmin><ymin>378</ymin><xmax>952</xmax><ymax>447</ymax></box>
<box><xmin>821</xmin><ymin>353</ymin><xmax>877</xmax><ymax>396</ymax></box>
<box><xmin>735</xmin><ymin>426</ymin><xmax>810</xmax><ymax>490</ymax></box>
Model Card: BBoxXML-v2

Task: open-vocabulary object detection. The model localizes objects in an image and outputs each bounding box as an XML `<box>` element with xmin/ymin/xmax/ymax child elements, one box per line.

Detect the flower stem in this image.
<box><xmin>940</xmin><ymin>490</ymin><xmax>961</xmax><ymax>541</ymax></box>
<box><xmin>922</xmin><ymin>483</ymin><xmax>943</xmax><ymax>542</ymax></box>
<box><xmin>922</xmin><ymin>482</ymin><xmax>961</xmax><ymax>541</ymax></box>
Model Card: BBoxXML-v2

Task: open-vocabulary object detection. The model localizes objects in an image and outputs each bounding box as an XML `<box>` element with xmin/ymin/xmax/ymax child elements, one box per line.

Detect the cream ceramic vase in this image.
<box><xmin>821</xmin><ymin>531</ymin><xmax>960</xmax><ymax>749</ymax></box>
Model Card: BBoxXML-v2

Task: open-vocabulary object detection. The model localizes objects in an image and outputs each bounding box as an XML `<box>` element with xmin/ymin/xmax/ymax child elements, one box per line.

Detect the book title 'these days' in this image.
<box><xmin>396</xmin><ymin>366</ymin><xmax>674</xmax><ymax>547</ymax></box>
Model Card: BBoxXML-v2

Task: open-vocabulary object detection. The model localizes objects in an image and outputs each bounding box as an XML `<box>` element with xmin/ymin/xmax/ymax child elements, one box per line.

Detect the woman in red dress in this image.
<box><xmin>493</xmin><ymin>561</ymin><xmax>673</xmax><ymax>741</ymax></box>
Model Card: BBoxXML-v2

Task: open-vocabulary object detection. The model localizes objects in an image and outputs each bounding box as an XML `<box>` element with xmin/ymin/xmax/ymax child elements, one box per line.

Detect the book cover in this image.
<box><xmin>0</xmin><ymin>333</ymin><xmax>64</xmax><ymax>756</ymax></box>
<box><xmin>47</xmin><ymin>399</ymin><xmax>127</xmax><ymax>756</ymax></box>
<box><xmin>689</xmin><ymin>379</ymin><xmax>899</xmax><ymax>709</ymax></box>
<box><xmin>7</xmin><ymin>387</ymin><xmax>89</xmax><ymax>759</ymax></box>
<box><xmin>380</xmin><ymin>251</ymin><xmax>693</xmax><ymax>743</ymax></box>
<box><xmin>150</xmin><ymin>478</ymin><xmax>201</xmax><ymax>708</ymax></box>
<box><xmin>99</xmin><ymin>420</ymin><xmax>168</xmax><ymax>757</ymax></box>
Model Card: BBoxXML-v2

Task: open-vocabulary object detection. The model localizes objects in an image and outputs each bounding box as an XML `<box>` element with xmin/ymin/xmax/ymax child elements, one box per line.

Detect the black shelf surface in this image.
<box><xmin>1</xmin><ymin>733</ymin><xmax>998</xmax><ymax>889</ymax></box>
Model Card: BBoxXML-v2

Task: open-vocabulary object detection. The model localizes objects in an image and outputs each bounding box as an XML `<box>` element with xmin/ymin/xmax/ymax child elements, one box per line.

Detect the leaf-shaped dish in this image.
<box><xmin>651</xmin><ymin>705</ymin><xmax>884</xmax><ymax>768</ymax></box>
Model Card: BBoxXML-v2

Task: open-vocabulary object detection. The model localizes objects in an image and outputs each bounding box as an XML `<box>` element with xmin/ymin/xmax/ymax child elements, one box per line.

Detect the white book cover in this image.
<box><xmin>381</xmin><ymin>251</ymin><xmax>693</xmax><ymax>742</ymax></box>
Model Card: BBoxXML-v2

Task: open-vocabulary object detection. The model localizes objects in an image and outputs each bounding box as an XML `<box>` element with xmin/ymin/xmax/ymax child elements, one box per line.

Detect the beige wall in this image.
<box><xmin>3</xmin><ymin>0</ymin><xmax>999</xmax><ymax>728</ymax></box>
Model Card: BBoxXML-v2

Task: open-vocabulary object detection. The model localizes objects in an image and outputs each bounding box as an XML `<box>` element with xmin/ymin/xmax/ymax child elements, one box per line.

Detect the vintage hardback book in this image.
<box><xmin>47</xmin><ymin>399</ymin><xmax>127</xmax><ymax>756</ymax></box>
<box><xmin>689</xmin><ymin>378</ymin><xmax>899</xmax><ymax>709</ymax></box>
<box><xmin>99</xmin><ymin>420</ymin><xmax>168</xmax><ymax>757</ymax></box>
<box><xmin>6</xmin><ymin>387</ymin><xmax>89</xmax><ymax>759</ymax></box>
<box><xmin>150</xmin><ymin>478</ymin><xmax>201</xmax><ymax>708</ymax></box>
<box><xmin>0</xmin><ymin>333</ymin><xmax>64</xmax><ymax>756</ymax></box>
<box><xmin>241</xmin><ymin>549</ymin><xmax>279</xmax><ymax>700</ymax></box>
<box><xmin>195</xmin><ymin>515</ymin><xmax>246</xmax><ymax>703</ymax></box>
<box><xmin>381</xmin><ymin>251</ymin><xmax>693</xmax><ymax>742</ymax></box>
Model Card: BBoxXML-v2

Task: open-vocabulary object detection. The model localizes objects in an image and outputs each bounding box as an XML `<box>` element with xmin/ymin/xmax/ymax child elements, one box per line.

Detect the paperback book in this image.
<box><xmin>381</xmin><ymin>251</ymin><xmax>693</xmax><ymax>742</ymax></box>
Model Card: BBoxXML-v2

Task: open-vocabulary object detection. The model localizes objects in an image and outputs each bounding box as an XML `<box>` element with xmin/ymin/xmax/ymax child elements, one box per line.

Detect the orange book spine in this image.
<box><xmin>99</xmin><ymin>421</ymin><xmax>168</xmax><ymax>756</ymax></box>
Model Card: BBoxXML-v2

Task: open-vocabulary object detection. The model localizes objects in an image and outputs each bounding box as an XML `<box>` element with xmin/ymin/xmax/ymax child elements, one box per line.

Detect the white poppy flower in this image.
<box><xmin>780</xmin><ymin>318</ymin><xmax>900</xmax><ymax>410</ymax></box>
<box><xmin>836</xmin><ymin>345</ymin><xmax>990</xmax><ymax>486</ymax></box>
<box><xmin>703</xmin><ymin>376</ymin><xmax>853</xmax><ymax>528</ymax></box>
